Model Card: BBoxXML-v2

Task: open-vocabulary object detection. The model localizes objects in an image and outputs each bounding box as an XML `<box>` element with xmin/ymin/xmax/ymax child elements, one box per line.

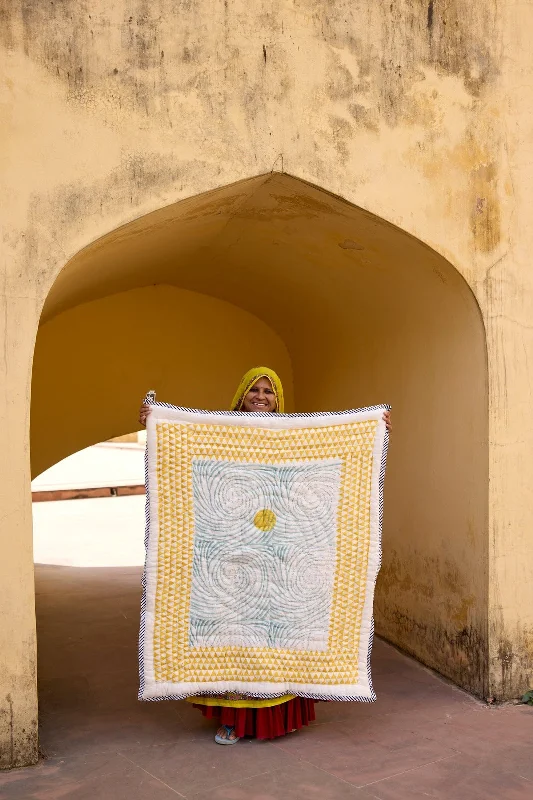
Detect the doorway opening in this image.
<box><xmin>32</xmin><ymin>173</ymin><xmax>488</xmax><ymax>752</ymax></box>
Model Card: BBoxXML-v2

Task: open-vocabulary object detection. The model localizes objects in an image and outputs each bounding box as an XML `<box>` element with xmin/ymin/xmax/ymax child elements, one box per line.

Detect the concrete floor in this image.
<box><xmin>2</xmin><ymin>564</ymin><xmax>533</xmax><ymax>799</ymax></box>
<box><xmin>32</xmin><ymin>495</ymin><xmax>146</xmax><ymax>567</ymax></box>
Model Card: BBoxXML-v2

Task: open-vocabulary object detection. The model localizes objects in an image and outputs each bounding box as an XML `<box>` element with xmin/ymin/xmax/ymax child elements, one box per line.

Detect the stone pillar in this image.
<box><xmin>0</xmin><ymin>294</ymin><xmax>39</xmax><ymax>768</ymax></box>
<box><xmin>487</xmin><ymin>0</ymin><xmax>533</xmax><ymax>700</ymax></box>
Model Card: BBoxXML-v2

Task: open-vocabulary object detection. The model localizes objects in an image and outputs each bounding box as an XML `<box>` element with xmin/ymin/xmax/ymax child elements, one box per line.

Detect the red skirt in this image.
<box><xmin>193</xmin><ymin>697</ymin><xmax>316</xmax><ymax>739</ymax></box>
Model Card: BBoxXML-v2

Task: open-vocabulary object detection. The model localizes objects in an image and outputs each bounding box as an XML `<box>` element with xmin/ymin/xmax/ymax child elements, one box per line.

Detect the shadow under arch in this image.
<box><xmin>32</xmin><ymin>171</ymin><xmax>488</xmax><ymax>696</ymax></box>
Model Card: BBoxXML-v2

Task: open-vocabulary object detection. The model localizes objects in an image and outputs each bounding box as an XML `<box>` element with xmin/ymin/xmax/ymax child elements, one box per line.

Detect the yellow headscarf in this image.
<box><xmin>230</xmin><ymin>367</ymin><xmax>285</xmax><ymax>413</ymax></box>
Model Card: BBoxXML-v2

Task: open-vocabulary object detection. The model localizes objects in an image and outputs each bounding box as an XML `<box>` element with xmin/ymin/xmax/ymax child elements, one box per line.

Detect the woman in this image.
<box><xmin>139</xmin><ymin>366</ymin><xmax>391</xmax><ymax>745</ymax></box>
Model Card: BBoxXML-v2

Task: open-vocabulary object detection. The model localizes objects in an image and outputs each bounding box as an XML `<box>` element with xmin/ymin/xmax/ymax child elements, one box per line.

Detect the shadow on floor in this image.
<box><xmin>1</xmin><ymin>564</ymin><xmax>532</xmax><ymax>799</ymax></box>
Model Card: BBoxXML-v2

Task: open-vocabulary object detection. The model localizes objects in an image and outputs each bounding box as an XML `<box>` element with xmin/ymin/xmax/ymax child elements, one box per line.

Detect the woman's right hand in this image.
<box><xmin>139</xmin><ymin>404</ymin><xmax>151</xmax><ymax>427</ymax></box>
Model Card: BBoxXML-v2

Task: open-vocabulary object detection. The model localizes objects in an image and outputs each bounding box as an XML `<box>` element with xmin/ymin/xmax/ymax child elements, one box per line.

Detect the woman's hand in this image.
<box><xmin>383</xmin><ymin>411</ymin><xmax>391</xmax><ymax>432</ymax></box>
<box><xmin>139</xmin><ymin>404</ymin><xmax>151</xmax><ymax>427</ymax></box>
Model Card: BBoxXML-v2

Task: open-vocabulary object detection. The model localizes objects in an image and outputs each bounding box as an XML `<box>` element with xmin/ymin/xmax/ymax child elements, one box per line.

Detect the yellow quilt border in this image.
<box><xmin>153</xmin><ymin>420</ymin><xmax>376</xmax><ymax>685</ymax></box>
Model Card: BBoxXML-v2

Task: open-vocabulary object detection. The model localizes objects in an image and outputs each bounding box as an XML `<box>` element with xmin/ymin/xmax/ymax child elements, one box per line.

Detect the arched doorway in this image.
<box><xmin>32</xmin><ymin>173</ymin><xmax>488</xmax><ymax>716</ymax></box>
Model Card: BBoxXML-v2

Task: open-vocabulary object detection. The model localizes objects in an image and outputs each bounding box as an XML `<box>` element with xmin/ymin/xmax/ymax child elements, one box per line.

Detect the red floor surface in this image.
<box><xmin>1</xmin><ymin>564</ymin><xmax>532</xmax><ymax>799</ymax></box>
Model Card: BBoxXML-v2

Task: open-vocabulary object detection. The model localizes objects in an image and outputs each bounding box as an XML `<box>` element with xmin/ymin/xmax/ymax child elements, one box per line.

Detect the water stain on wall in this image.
<box><xmin>470</xmin><ymin>161</ymin><xmax>501</xmax><ymax>253</ymax></box>
<box><xmin>376</xmin><ymin>548</ymin><xmax>487</xmax><ymax>696</ymax></box>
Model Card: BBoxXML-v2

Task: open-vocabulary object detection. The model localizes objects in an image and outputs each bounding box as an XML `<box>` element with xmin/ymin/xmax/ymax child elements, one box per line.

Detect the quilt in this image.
<box><xmin>139</xmin><ymin>401</ymin><xmax>389</xmax><ymax>703</ymax></box>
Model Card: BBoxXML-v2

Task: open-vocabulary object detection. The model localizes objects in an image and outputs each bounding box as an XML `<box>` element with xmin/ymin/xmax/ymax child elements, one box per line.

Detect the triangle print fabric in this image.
<box><xmin>139</xmin><ymin>403</ymin><xmax>389</xmax><ymax>702</ymax></box>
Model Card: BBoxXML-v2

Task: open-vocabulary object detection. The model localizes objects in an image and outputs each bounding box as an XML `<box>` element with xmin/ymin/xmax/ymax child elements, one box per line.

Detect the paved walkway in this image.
<box><xmin>2</xmin><ymin>563</ymin><xmax>533</xmax><ymax>799</ymax></box>
<box><xmin>32</xmin><ymin>495</ymin><xmax>146</xmax><ymax>567</ymax></box>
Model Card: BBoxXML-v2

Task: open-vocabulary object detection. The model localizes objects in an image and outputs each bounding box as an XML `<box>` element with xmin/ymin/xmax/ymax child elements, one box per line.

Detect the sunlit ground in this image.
<box><xmin>32</xmin><ymin>442</ymin><xmax>146</xmax><ymax>567</ymax></box>
<box><xmin>33</xmin><ymin>495</ymin><xmax>147</xmax><ymax>567</ymax></box>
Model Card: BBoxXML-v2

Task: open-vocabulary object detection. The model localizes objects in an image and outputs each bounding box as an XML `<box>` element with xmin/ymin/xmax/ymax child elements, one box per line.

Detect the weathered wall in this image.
<box><xmin>297</xmin><ymin>261</ymin><xmax>488</xmax><ymax>695</ymax></box>
<box><xmin>486</xmin><ymin>1</ymin><xmax>533</xmax><ymax>702</ymax></box>
<box><xmin>2</xmin><ymin>0</ymin><xmax>531</xmax><ymax>768</ymax></box>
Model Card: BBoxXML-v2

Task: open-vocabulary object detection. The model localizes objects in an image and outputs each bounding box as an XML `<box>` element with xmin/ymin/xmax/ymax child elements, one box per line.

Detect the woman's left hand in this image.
<box><xmin>383</xmin><ymin>411</ymin><xmax>391</xmax><ymax>432</ymax></box>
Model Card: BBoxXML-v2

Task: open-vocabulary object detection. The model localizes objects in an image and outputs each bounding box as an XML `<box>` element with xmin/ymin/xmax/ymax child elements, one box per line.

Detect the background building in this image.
<box><xmin>1</xmin><ymin>0</ymin><xmax>532</xmax><ymax>769</ymax></box>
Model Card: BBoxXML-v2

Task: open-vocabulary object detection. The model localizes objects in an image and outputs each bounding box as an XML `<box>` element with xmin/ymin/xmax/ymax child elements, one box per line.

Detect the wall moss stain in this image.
<box><xmin>489</xmin><ymin>620</ymin><xmax>533</xmax><ymax>702</ymax></box>
<box><xmin>427</xmin><ymin>0</ymin><xmax>434</xmax><ymax>33</ymax></box>
<box><xmin>426</xmin><ymin>1</ymin><xmax>498</xmax><ymax>97</ymax></box>
<box><xmin>126</xmin><ymin>0</ymin><xmax>160</xmax><ymax>72</ymax></box>
<box><xmin>451</xmin><ymin>595</ymin><xmax>476</xmax><ymax>626</ymax></box>
<box><xmin>297</xmin><ymin>0</ymin><xmax>498</xmax><ymax>134</ymax></box>
<box><xmin>377</xmin><ymin>550</ymin><xmax>476</xmax><ymax>605</ymax></box>
<box><xmin>327</xmin><ymin>115</ymin><xmax>353</xmax><ymax>164</ymax></box>
<box><xmin>348</xmin><ymin>102</ymin><xmax>379</xmax><ymax>133</ymax></box>
<box><xmin>470</xmin><ymin>161</ymin><xmax>501</xmax><ymax>253</ymax></box>
<box><xmin>496</xmin><ymin>638</ymin><xmax>515</xmax><ymax>700</ymax></box>
<box><xmin>380</xmin><ymin>608</ymin><xmax>488</xmax><ymax>698</ymax></box>
<box><xmin>0</xmin><ymin>694</ymin><xmax>38</xmax><ymax>770</ymax></box>
<box><xmin>325</xmin><ymin>59</ymin><xmax>356</xmax><ymax>102</ymax></box>
<box><xmin>376</xmin><ymin>544</ymin><xmax>487</xmax><ymax>696</ymax></box>
<box><xmin>1</xmin><ymin>0</ymin><xmax>499</xmax><ymax>133</ymax></box>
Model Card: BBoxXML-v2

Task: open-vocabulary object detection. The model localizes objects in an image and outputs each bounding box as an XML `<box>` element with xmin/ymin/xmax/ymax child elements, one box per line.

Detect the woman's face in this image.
<box><xmin>242</xmin><ymin>377</ymin><xmax>277</xmax><ymax>412</ymax></box>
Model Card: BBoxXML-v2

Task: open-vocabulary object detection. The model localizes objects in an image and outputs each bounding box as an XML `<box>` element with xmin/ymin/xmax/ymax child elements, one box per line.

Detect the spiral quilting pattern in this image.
<box><xmin>189</xmin><ymin>459</ymin><xmax>341</xmax><ymax>651</ymax></box>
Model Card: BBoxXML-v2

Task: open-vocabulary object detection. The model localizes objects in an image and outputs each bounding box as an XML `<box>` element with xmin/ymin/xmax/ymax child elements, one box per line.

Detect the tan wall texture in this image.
<box><xmin>1</xmin><ymin>0</ymin><xmax>532</xmax><ymax>769</ymax></box>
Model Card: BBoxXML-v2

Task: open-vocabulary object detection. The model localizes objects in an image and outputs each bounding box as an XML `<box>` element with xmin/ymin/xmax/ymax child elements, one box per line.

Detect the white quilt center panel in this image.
<box><xmin>189</xmin><ymin>458</ymin><xmax>342</xmax><ymax>652</ymax></box>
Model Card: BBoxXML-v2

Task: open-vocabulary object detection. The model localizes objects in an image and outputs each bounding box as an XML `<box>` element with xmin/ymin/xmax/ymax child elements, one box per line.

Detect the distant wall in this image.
<box><xmin>31</xmin><ymin>285</ymin><xmax>293</xmax><ymax>477</ymax></box>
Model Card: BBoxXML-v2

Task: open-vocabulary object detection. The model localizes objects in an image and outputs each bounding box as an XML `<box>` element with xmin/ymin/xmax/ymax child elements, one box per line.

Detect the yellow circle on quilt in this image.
<box><xmin>253</xmin><ymin>508</ymin><xmax>277</xmax><ymax>531</ymax></box>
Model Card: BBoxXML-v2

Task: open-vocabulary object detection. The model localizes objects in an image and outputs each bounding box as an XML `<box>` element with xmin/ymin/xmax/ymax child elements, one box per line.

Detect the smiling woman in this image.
<box><xmin>139</xmin><ymin>366</ymin><xmax>392</xmax><ymax>745</ymax></box>
<box><xmin>139</xmin><ymin>365</ymin><xmax>318</xmax><ymax>744</ymax></box>
<box><xmin>239</xmin><ymin>376</ymin><xmax>277</xmax><ymax>412</ymax></box>
<box><xmin>230</xmin><ymin>367</ymin><xmax>284</xmax><ymax>413</ymax></box>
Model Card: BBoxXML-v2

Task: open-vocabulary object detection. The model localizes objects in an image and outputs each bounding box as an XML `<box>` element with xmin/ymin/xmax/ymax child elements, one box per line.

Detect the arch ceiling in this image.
<box><xmin>42</xmin><ymin>172</ymin><xmax>478</xmax><ymax>342</ymax></box>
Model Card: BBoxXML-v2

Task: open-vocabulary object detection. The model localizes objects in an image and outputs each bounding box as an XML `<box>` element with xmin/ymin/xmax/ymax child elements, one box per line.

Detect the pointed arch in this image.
<box><xmin>32</xmin><ymin>172</ymin><xmax>488</xmax><ymax>694</ymax></box>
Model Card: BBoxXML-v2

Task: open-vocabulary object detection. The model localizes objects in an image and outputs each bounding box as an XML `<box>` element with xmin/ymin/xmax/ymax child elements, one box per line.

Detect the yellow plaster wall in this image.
<box><xmin>487</xmin><ymin>0</ymin><xmax>533</xmax><ymax>701</ymax></box>
<box><xmin>31</xmin><ymin>286</ymin><xmax>293</xmax><ymax>478</ymax></box>
<box><xmin>291</xmin><ymin>263</ymin><xmax>488</xmax><ymax>693</ymax></box>
<box><xmin>1</xmin><ymin>0</ymin><xmax>531</xmax><ymax>768</ymax></box>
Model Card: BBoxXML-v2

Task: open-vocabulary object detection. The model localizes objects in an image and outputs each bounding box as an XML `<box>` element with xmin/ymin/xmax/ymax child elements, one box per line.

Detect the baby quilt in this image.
<box><xmin>139</xmin><ymin>401</ymin><xmax>389</xmax><ymax>702</ymax></box>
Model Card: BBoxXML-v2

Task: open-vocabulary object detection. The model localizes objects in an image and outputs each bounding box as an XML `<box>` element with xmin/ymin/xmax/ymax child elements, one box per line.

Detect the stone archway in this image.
<box><xmin>33</xmin><ymin>172</ymin><xmax>488</xmax><ymax>692</ymax></box>
<box><xmin>29</xmin><ymin>172</ymin><xmax>488</xmax><ymax>759</ymax></box>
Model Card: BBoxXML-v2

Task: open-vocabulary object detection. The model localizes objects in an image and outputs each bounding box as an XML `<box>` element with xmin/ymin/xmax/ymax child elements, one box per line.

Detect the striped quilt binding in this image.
<box><xmin>138</xmin><ymin>399</ymin><xmax>390</xmax><ymax>703</ymax></box>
